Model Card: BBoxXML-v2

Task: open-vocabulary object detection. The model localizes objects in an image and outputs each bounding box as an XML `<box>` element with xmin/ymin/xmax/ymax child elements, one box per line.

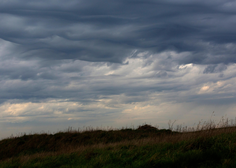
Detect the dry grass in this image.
<box><xmin>1</xmin><ymin>116</ymin><xmax>236</xmax><ymax>165</ymax></box>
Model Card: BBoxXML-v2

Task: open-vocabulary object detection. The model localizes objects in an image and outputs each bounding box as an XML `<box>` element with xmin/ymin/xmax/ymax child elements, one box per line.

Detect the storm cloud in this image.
<box><xmin>1</xmin><ymin>0</ymin><xmax>236</xmax><ymax>139</ymax></box>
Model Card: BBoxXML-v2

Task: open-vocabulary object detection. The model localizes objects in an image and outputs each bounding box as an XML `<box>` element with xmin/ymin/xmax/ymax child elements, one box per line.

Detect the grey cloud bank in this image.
<box><xmin>1</xmin><ymin>0</ymin><xmax>236</xmax><ymax>63</ymax></box>
<box><xmin>0</xmin><ymin>0</ymin><xmax>236</xmax><ymax>139</ymax></box>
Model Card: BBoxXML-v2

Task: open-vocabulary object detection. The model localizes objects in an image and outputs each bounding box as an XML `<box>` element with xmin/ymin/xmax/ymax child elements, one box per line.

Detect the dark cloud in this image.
<box><xmin>1</xmin><ymin>0</ymin><xmax>236</xmax><ymax>139</ymax></box>
<box><xmin>203</xmin><ymin>64</ymin><xmax>227</xmax><ymax>74</ymax></box>
<box><xmin>0</xmin><ymin>0</ymin><xmax>235</xmax><ymax>64</ymax></box>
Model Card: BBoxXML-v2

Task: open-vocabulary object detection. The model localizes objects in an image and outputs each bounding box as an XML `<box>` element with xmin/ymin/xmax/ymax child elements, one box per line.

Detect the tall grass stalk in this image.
<box><xmin>1</xmin><ymin>117</ymin><xmax>236</xmax><ymax>167</ymax></box>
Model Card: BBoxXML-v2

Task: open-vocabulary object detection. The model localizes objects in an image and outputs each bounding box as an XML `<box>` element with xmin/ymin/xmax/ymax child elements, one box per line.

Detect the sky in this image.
<box><xmin>1</xmin><ymin>0</ymin><xmax>236</xmax><ymax>139</ymax></box>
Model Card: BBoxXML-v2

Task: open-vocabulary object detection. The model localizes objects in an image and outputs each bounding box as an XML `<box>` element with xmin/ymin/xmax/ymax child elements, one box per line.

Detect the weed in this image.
<box><xmin>1</xmin><ymin>118</ymin><xmax>236</xmax><ymax>167</ymax></box>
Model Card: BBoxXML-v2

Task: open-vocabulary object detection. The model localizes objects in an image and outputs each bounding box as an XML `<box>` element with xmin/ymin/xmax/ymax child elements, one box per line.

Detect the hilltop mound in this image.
<box><xmin>137</xmin><ymin>124</ymin><xmax>158</xmax><ymax>131</ymax></box>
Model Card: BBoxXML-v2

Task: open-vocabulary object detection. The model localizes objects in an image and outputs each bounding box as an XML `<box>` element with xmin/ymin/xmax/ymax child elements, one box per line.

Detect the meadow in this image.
<box><xmin>1</xmin><ymin>117</ymin><xmax>236</xmax><ymax>167</ymax></box>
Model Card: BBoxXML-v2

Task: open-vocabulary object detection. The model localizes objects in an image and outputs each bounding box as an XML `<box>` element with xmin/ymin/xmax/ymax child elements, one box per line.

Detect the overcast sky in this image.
<box><xmin>1</xmin><ymin>0</ymin><xmax>236</xmax><ymax>139</ymax></box>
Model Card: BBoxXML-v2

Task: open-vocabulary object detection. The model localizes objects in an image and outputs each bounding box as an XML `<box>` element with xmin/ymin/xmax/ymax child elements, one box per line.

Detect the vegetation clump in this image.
<box><xmin>1</xmin><ymin>118</ymin><xmax>236</xmax><ymax>167</ymax></box>
<box><xmin>137</xmin><ymin>124</ymin><xmax>158</xmax><ymax>131</ymax></box>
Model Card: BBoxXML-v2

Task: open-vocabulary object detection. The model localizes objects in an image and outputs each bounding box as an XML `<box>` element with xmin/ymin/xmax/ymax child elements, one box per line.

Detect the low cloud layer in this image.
<box><xmin>1</xmin><ymin>0</ymin><xmax>236</xmax><ymax>139</ymax></box>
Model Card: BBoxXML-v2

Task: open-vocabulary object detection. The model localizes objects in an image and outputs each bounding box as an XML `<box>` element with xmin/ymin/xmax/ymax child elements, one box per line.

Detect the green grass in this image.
<box><xmin>1</xmin><ymin>121</ymin><xmax>236</xmax><ymax>167</ymax></box>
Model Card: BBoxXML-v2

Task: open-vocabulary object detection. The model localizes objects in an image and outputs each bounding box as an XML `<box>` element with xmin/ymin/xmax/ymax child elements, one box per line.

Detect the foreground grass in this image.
<box><xmin>1</xmin><ymin>121</ymin><xmax>236</xmax><ymax>167</ymax></box>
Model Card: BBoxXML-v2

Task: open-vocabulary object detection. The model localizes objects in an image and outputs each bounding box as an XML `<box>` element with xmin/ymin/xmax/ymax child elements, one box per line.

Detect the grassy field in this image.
<box><xmin>1</xmin><ymin>118</ymin><xmax>236</xmax><ymax>167</ymax></box>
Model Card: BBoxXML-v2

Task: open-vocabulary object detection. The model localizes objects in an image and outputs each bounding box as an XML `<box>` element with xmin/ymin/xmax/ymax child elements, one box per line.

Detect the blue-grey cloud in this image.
<box><xmin>0</xmin><ymin>0</ymin><xmax>236</xmax><ymax>64</ymax></box>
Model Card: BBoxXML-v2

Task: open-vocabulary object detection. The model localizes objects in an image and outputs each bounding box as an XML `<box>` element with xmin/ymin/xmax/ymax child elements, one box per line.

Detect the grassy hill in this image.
<box><xmin>1</xmin><ymin>120</ymin><xmax>236</xmax><ymax>168</ymax></box>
